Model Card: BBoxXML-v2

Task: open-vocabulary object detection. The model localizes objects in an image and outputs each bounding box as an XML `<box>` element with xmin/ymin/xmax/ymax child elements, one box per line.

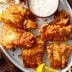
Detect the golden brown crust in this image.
<box><xmin>53</xmin><ymin>10</ymin><xmax>70</xmax><ymax>26</ymax></box>
<box><xmin>39</xmin><ymin>10</ymin><xmax>72</xmax><ymax>41</ymax></box>
<box><xmin>39</xmin><ymin>24</ymin><xmax>72</xmax><ymax>41</ymax></box>
<box><xmin>0</xmin><ymin>24</ymin><xmax>35</xmax><ymax>49</ymax></box>
<box><xmin>21</xmin><ymin>36</ymin><xmax>45</xmax><ymax>68</ymax></box>
<box><xmin>46</xmin><ymin>42</ymin><xmax>72</xmax><ymax>69</ymax></box>
<box><xmin>0</xmin><ymin>4</ymin><xmax>37</xmax><ymax>29</ymax></box>
<box><xmin>23</xmin><ymin>19</ymin><xmax>37</xmax><ymax>29</ymax></box>
<box><xmin>1</xmin><ymin>4</ymin><xmax>28</xmax><ymax>25</ymax></box>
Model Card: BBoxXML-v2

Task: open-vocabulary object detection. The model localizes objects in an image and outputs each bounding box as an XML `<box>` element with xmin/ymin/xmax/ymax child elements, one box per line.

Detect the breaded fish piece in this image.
<box><xmin>21</xmin><ymin>36</ymin><xmax>45</xmax><ymax>68</ymax></box>
<box><xmin>50</xmin><ymin>10</ymin><xmax>69</xmax><ymax>26</ymax></box>
<box><xmin>0</xmin><ymin>4</ymin><xmax>28</xmax><ymax>26</ymax></box>
<box><xmin>23</xmin><ymin>12</ymin><xmax>37</xmax><ymax>29</ymax></box>
<box><xmin>54</xmin><ymin>10</ymin><xmax>69</xmax><ymax>25</ymax></box>
<box><xmin>46</xmin><ymin>42</ymin><xmax>72</xmax><ymax>69</ymax></box>
<box><xmin>0</xmin><ymin>4</ymin><xmax>37</xmax><ymax>29</ymax></box>
<box><xmin>39</xmin><ymin>24</ymin><xmax>72</xmax><ymax>41</ymax></box>
<box><xmin>0</xmin><ymin>24</ymin><xmax>35</xmax><ymax>49</ymax></box>
<box><xmin>46</xmin><ymin>10</ymin><xmax>69</xmax><ymax>27</ymax></box>
<box><xmin>39</xmin><ymin>10</ymin><xmax>72</xmax><ymax>41</ymax></box>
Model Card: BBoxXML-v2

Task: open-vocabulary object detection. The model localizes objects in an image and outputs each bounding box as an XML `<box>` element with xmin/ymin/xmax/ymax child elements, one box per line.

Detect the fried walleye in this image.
<box><xmin>53</xmin><ymin>10</ymin><xmax>69</xmax><ymax>25</ymax></box>
<box><xmin>21</xmin><ymin>36</ymin><xmax>45</xmax><ymax>68</ymax></box>
<box><xmin>46</xmin><ymin>42</ymin><xmax>72</xmax><ymax>69</ymax></box>
<box><xmin>0</xmin><ymin>4</ymin><xmax>37</xmax><ymax>29</ymax></box>
<box><xmin>0</xmin><ymin>24</ymin><xmax>35</xmax><ymax>49</ymax></box>
<box><xmin>40</xmin><ymin>24</ymin><xmax>72</xmax><ymax>41</ymax></box>
<box><xmin>39</xmin><ymin>10</ymin><xmax>72</xmax><ymax>41</ymax></box>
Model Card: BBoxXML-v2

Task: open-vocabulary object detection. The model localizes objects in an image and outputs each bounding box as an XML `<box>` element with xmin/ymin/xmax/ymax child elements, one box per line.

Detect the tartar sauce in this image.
<box><xmin>29</xmin><ymin>0</ymin><xmax>59</xmax><ymax>17</ymax></box>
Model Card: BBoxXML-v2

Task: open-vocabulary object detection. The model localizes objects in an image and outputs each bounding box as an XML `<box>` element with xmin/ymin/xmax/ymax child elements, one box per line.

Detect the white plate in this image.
<box><xmin>0</xmin><ymin>0</ymin><xmax>72</xmax><ymax>72</ymax></box>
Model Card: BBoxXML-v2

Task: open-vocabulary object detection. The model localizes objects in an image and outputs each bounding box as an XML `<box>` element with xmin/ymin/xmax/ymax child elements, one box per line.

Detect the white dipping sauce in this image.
<box><xmin>29</xmin><ymin>0</ymin><xmax>59</xmax><ymax>17</ymax></box>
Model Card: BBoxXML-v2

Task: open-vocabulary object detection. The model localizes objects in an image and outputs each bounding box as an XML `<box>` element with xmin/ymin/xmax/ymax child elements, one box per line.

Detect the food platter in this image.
<box><xmin>0</xmin><ymin>0</ymin><xmax>72</xmax><ymax>72</ymax></box>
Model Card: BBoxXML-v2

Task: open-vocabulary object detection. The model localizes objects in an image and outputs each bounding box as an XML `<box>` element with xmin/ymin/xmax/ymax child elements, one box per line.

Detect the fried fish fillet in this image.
<box><xmin>0</xmin><ymin>24</ymin><xmax>35</xmax><ymax>49</ymax></box>
<box><xmin>0</xmin><ymin>4</ymin><xmax>37</xmax><ymax>29</ymax></box>
<box><xmin>39</xmin><ymin>10</ymin><xmax>72</xmax><ymax>41</ymax></box>
<box><xmin>0</xmin><ymin>4</ymin><xmax>28</xmax><ymax>26</ymax></box>
<box><xmin>23</xmin><ymin>12</ymin><xmax>37</xmax><ymax>29</ymax></box>
<box><xmin>53</xmin><ymin>10</ymin><xmax>70</xmax><ymax>26</ymax></box>
<box><xmin>21</xmin><ymin>36</ymin><xmax>45</xmax><ymax>68</ymax></box>
<box><xmin>39</xmin><ymin>24</ymin><xmax>72</xmax><ymax>41</ymax></box>
<box><xmin>46</xmin><ymin>42</ymin><xmax>72</xmax><ymax>69</ymax></box>
<box><xmin>49</xmin><ymin>10</ymin><xmax>69</xmax><ymax>26</ymax></box>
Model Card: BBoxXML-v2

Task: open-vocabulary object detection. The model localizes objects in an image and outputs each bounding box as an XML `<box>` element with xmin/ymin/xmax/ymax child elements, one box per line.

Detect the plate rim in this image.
<box><xmin>0</xmin><ymin>0</ymin><xmax>72</xmax><ymax>72</ymax></box>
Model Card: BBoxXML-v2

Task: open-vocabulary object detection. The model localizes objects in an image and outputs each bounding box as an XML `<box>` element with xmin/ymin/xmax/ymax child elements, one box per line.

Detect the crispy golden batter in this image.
<box><xmin>46</xmin><ymin>42</ymin><xmax>72</xmax><ymax>69</ymax></box>
<box><xmin>49</xmin><ymin>10</ymin><xmax>69</xmax><ymax>26</ymax></box>
<box><xmin>39</xmin><ymin>24</ymin><xmax>72</xmax><ymax>41</ymax></box>
<box><xmin>0</xmin><ymin>0</ymin><xmax>20</xmax><ymax>4</ymax></box>
<box><xmin>39</xmin><ymin>10</ymin><xmax>72</xmax><ymax>41</ymax></box>
<box><xmin>21</xmin><ymin>36</ymin><xmax>45</xmax><ymax>68</ymax></box>
<box><xmin>53</xmin><ymin>10</ymin><xmax>70</xmax><ymax>25</ymax></box>
<box><xmin>0</xmin><ymin>24</ymin><xmax>35</xmax><ymax>49</ymax></box>
<box><xmin>23</xmin><ymin>12</ymin><xmax>37</xmax><ymax>29</ymax></box>
<box><xmin>0</xmin><ymin>4</ymin><xmax>28</xmax><ymax>26</ymax></box>
<box><xmin>0</xmin><ymin>4</ymin><xmax>37</xmax><ymax>29</ymax></box>
<box><xmin>23</xmin><ymin>19</ymin><xmax>37</xmax><ymax>29</ymax></box>
<box><xmin>0</xmin><ymin>0</ymin><xmax>13</xmax><ymax>4</ymax></box>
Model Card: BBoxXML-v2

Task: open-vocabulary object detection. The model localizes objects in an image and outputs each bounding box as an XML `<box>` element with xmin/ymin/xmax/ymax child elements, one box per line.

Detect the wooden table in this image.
<box><xmin>0</xmin><ymin>49</ymin><xmax>23</xmax><ymax>72</ymax></box>
<box><xmin>68</xmin><ymin>0</ymin><xmax>72</xmax><ymax>7</ymax></box>
<box><xmin>0</xmin><ymin>0</ymin><xmax>72</xmax><ymax>72</ymax></box>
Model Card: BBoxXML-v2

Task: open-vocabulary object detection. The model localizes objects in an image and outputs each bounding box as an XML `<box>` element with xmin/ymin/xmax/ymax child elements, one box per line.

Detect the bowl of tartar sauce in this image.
<box><xmin>28</xmin><ymin>0</ymin><xmax>59</xmax><ymax>17</ymax></box>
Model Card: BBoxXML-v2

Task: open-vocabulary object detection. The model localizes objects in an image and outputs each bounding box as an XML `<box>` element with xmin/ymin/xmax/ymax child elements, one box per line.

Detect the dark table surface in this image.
<box><xmin>68</xmin><ymin>0</ymin><xmax>72</xmax><ymax>7</ymax></box>
<box><xmin>0</xmin><ymin>0</ymin><xmax>72</xmax><ymax>72</ymax></box>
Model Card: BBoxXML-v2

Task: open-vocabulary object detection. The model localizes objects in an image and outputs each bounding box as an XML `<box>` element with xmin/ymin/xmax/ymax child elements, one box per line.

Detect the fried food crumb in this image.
<box><xmin>0</xmin><ymin>4</ymin><xmax>37</xmax><ymax>29</ymax></box>
<box><xmin>39</xmin><ymin>10</ymin><xmax>72</xmax><ymax>41</ymax></box>
<box><xmin>46</xmin><ymin>42</ymin><xmax>72</xmax><ymax>69</ymax></box>
<box><xmin>0</xmin><ymin>24</ymin><xmax>35</xmax><ymax>49</ymax></box>
<box><xmin>21</xmin><ymin>36</ymin><xmax>45</xmax><ymax>68</ymax></box>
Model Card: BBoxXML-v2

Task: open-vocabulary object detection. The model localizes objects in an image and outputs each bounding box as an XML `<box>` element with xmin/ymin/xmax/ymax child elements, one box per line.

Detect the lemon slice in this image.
<box><xmin>45</xmin><ymin>66</ymin><xmax>58</xmax><ymax>72</ymax></box>
<box><xmin>36</xmin><ymin>64</ymin><xmax>58</xmax><ymax>72</ymax></box>
<box><xmin>36</xmin><ymin>64</ymin><xmax>45</xmax><ymax>72</ymax></box>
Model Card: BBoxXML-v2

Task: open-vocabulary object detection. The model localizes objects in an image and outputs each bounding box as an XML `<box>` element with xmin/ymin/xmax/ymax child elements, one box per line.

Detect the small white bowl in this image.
<box><xmin>28</xmin><ymin>0</ymin><xmax>59</xmax><ymax>18</ymax></box>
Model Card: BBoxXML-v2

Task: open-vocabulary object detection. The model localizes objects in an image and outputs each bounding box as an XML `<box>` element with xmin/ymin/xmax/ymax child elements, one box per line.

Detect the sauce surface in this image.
<box><xmin>29</xmin><ymin>0</ymin><xmax>59</xmax><ymax>17</ymax></box>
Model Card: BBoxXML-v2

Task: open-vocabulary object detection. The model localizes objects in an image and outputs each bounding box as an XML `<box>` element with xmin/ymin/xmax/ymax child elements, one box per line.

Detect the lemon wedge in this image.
<box><xmin>36</xmin><ymin>64</ymin><xmax>58</xmax><ymax>72</ymax></box>
<box><xmin>45</xmin><ymin>66</ymin><xmax>58</xmax><ymax>72</ymax></box>
<box><xmin>36</xmin><ymin>64</ymin><xmax>45</xmax><ymax>72</ymax></box>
